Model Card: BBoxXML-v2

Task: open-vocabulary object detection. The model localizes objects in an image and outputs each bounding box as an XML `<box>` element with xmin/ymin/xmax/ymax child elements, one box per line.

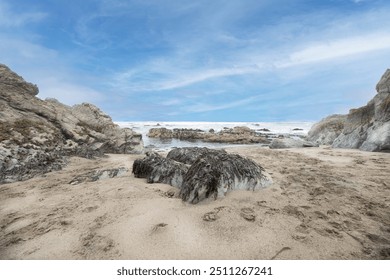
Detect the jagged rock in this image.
<box><xmin>132</xmin><ymin>152</ymin><xmax>189</xmax><ymax>188</ymax></box>
<box><xmin>320</xmin><ymin>69</ymin><xmax>390</xmax><ymax>152</ymax></box>
<box><xmin>0</xmin><ymin>63</ymin><xmax>143</xmax><ymax>184</ymax></box>
<box><xmin>167</xmin><ymin>147</ymin><xmax>226</xmax><ymax>165</ymax></box>
<box><xmin>69</xmin><ymin>167</ymin><xmax>128</xmax><ymax>185</ymax></box>
<box><xmin>269</xmin><ymin>138</ymin><xmax>319</xmax><ymax>149</ymax></box>
<box><xmin>179</xmin><ymin>149</ymin><xmax>272</xmax><ymax>204</ymax></box>
<box><xmin>307</xmin><ymin>114</ymin><xmax>347</xmax><ymax>145</ymax></box>
<box><xmin>148</xmin><ymin>126</ymin><xmax>270</xmax><ymax>144</ymax></box>
<box><xmin>309</xmin><ymin>69</ymin><xmax>390</xmax><ymax>152</ymax></box>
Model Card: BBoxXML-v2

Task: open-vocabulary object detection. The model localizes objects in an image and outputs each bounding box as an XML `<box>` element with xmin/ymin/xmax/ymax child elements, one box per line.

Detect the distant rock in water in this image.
<box><xmin>308</xmin><ymin>69</ymin><xmax>390</xmax><ymax>152</ymax></box>
<box><xmin>133</xmin><ymin>148</ymin><xmax>272</xmax><ymax>203</ymax></box>
<box><xmin>148</xmin><ymin>126</ymin><xmax>270</xmax><ymax>144</ymax></box>
<box><xmin>0</xmin><ymin>63</ymin><xmax>143</xmax><ymax>184</ymax></box>
<box><xmin>269</xmin><ymin>138</ymin><xmax>319</xmax><ymax>149</ymax></box>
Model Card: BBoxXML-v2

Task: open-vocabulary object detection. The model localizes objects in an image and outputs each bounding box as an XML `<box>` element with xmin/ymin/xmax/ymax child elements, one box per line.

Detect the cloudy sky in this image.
<box><xmin>1</xmin><ymin>0</ymin><xmax>390</xmax><ymax>121</ymax></box>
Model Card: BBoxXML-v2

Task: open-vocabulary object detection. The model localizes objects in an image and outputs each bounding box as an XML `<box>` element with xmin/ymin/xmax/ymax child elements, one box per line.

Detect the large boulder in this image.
<box><xmin>269</xmin><ymin>138</ymin><xmax>319</xmax><ymax>149</ymax></box>
<box><xmin>0</xmin><ymin>63</ymin><xmax>143</xmax><ymax>183</ymax></box>
<box><xmin>308</xmin><ymin>69</ymin><xmax>390</xmax><ymax>152</ymax></box>
<box><xmin>133</xmin><ymin>148</ymin><xmax>272</xmax><ymax>204</ymax></box>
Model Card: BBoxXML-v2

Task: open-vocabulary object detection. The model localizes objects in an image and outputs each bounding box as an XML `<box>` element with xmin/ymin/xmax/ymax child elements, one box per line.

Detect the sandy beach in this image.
<box><xmin>0</xmin><ymin>146</ymin><xmax>389</xmax><ymax>260</ymax></box>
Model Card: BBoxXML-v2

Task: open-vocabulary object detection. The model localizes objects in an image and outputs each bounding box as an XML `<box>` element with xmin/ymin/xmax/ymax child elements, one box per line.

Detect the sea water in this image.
<box><xmin>116</xmin><ymin>121</ymin><xmax>314</xmax><ymax>151</ymax></box>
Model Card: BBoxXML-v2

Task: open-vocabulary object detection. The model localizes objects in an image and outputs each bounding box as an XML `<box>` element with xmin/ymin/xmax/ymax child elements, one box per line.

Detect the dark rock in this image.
<box><xmin>132</xmin><ymin>152</ymin><xmax>189</xmax><ymax>188</ymax></box>
<box><xmin>179</xmin><ymin>149</ymin><xmax>272</xmax><ymax>204</ymax></box>
<box><xmin>292</xmin><ymin>128</ymin><xmax>303</xmax><ymax>131</ymax></box>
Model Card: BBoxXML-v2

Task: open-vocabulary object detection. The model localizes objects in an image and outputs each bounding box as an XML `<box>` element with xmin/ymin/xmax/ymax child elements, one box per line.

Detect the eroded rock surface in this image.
<box><xmin>308</xmin><ymin>69</ymin><xmax>390</xmax><ymax>152</ymax></box>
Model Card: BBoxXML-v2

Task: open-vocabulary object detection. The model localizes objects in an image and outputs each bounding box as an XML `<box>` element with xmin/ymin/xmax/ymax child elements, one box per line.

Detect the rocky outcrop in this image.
<box><xmin>308</xmin><ymin>69</ymin><xmax>390</xmax><ymax>152</ymax></box>
<box><xmin>133</xmin><ymin>148</ymin><xmax>272</xmax><ymax>203</ymax></box>
<box><xmin>269</xmin><ymin>138</ymin><xmax>319</xmax><ymax>149</ymax></box>
<box><xmin>307</xmin><ymin>114</ymin><xmax>347</xmax><ymax>145</ymax></box>
<box><xmin>148</xmin><ymin>126</ymin><xmax>270</xmax><ymax>144</ymax></box>
<box><xmin>0</xmin><ymin>64</ymin><xmax>143</xmax><ymax>183</ymax></box>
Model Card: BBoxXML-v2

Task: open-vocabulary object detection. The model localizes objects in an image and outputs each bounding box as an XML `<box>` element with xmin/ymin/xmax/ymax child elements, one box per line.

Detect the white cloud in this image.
<box><xmin>0</xmin><ymin>2</ymin><xmax>46</xmax><ymax>27</ymax></box>
<box><xmin>278</xmin><ymin>33</ymin><xmax>390</xmax><ymax>68</ymax></box>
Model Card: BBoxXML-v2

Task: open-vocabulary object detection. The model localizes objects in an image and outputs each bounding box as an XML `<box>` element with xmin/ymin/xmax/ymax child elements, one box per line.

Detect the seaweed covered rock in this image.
<box><xmin>132</xmin><ymin>152</ymin><xmax>188</xmax><ymax>188</ymax></box>
<box><xmin>179</xmin><ymin>150</ymin><xmax>272</xmax><ymax>204</ymax></box>
<box><xmin>133</xmin><ymin>148</ymin><xmax>272</xmax><ymax>203</ymax></box>
<box><xmin>167</xmin><ymin>147</ymin><xmax>226</xmax><ymax>165</ymax></box>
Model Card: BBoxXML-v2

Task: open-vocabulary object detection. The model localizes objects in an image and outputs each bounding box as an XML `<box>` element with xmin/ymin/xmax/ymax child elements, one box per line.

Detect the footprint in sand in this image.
<box><xmin>150</xmin><ymin>223</ymin><xmax>168</xmax><ymax>234</ymax></box>
<box><xmin>203</xmin><ymin>212</ymin><xmax>218</xmax><ymax>222</ymax></box>
<box><xmin>202</xmin><ymin>206</ymin><xmax>231</xmax><ymax>222</ymax></box>
<box><xmin>240</xmin><ymin>207</ymin><xmax>256</xmax><ymax>222</ymax></box>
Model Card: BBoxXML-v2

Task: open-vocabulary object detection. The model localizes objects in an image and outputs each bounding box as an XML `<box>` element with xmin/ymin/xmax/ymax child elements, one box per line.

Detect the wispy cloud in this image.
<box><xmin>0</xmin><ymin>2</ymin><xmax>47</xmax><ymax>27</ymax></box>
<box><xmin>280</xmin><ymin>33</ymin><xmax>390</xmax><ymax>68</ymax></box>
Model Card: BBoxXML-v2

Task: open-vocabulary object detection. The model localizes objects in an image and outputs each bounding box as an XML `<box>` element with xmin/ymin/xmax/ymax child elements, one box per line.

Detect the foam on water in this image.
<box><xmin>116</xmin><ymin>121</ymin><xmax>314</xmax><ymax>151</ymax></box>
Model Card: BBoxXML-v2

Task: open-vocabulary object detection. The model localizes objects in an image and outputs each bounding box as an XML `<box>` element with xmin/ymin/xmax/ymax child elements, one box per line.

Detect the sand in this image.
<box><xmin>0</xmin><ymin>146</ymin><xmax>389</xmax><ymax>260</ymax></box>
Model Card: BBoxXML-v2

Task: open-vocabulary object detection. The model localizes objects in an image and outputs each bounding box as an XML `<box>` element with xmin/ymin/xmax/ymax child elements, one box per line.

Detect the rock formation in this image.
<box><xmin>0</xmin><ymin>63</ymin><xmax>143</xmax><ymax>183</ymax></box>
<box><xmin>133</xmin><ymin>148</ymin><xmax>272</xmax><ymax>203</ymax></box>
<box><xmin>148</xmin><ymin>126</ymin><xmax>270</xmax><ymax>144</ymax></box>
<box><xmin>269</xmin><ymin>138</ymin><xmax>319</xmax><ymax>149</ymax></box>
<box><xmin>307</xmin><ymin>114</ymin><xmax>347</xmax><ymax>145</ymax></box>
<box><xmin>308</xmin><ymin>69</ymin><xmax>390</xmax><ymax>152</ymax></box>
<box><xmin>132</xmin><ymin>152</ymin><xmax>188</xmax><ymax>188</ymax></box>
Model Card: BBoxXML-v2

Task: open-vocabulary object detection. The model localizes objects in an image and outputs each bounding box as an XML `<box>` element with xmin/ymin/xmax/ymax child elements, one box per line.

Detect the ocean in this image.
<box><xmin>116</xmin><ymin>121</ymin><xmax>314</xmax><ymax>151</ymax></box>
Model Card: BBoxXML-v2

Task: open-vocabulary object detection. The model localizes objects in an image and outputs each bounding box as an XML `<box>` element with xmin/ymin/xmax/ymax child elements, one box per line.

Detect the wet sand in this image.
<box><xmin>1</xmin><ymin>146</ymin><xmax>389</xmax><ymax>259</ymax></box>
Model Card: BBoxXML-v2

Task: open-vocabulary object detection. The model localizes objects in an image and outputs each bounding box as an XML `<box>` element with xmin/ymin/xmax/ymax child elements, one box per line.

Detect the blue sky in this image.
<box><xmin>1</xmin><ymin>0</ymin><xmax>390</xmax><ymax>121</ymax></box>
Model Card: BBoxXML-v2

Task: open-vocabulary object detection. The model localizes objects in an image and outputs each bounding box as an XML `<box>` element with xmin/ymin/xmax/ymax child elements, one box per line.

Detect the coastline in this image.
<box><xmin>1</xmin><ymin>145</ymin><xmax>389</xmax><ymax>259</ymax></box>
